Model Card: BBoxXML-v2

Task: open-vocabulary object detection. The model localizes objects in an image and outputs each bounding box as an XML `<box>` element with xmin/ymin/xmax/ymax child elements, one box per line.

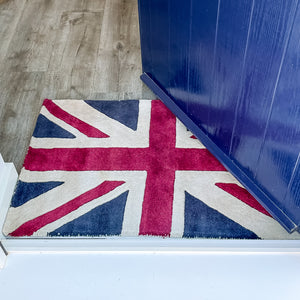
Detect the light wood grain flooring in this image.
<box><xmin>0</xmin><ymin>0</ymin><xmax>155</xmax><ymax>173</ymax></box>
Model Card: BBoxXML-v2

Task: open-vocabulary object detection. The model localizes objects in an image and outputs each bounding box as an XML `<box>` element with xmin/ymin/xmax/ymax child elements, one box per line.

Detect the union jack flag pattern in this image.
<box><xmin>3</xmin><ymin>99</ymin><xmax>299</xmax><ymax>239</ymax></box>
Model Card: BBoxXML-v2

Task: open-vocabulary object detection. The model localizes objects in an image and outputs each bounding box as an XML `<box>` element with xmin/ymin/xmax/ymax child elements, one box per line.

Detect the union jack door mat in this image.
<box><xmin>3</xmin><ymin>99</ymin><xmax>300</xmax><ymax>239</ymax></box>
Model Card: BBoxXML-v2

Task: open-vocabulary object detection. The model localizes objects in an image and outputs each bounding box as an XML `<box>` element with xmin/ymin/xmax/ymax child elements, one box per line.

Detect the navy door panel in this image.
<box><xmin>208</xmin><ymin>0</ymin><xmax>254</xmax><ymax>153</ymax></box>
<box><xmin>255</xmin><ymin>6</ymin><xmax>300</xmax><ymax>223</ymax></box>
<box><xmin>138</xmin><ymin>0</ymin><xmax>300</xmax><ymax>232</ymax></box>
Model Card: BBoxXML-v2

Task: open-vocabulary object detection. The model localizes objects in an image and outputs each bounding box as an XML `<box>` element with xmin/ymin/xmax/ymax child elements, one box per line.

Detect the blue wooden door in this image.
<box><xmin>138</xmin><ymin>0</ymin><xmax>300</xmax><ymax>232</ymax></box>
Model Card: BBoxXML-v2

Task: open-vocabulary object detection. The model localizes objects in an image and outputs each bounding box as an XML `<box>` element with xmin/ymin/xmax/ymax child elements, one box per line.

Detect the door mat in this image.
<box><xmin>3</xmin><ymin>99</ymin><xmax>300</xmax><ymax>239</ymax></box>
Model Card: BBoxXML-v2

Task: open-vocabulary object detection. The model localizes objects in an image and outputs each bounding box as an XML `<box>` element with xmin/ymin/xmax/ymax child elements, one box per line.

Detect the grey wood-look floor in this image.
<box><xmin>0</xmin><ymin>0</ymin><xmax>155</xmax><ymax>173</ymax></box>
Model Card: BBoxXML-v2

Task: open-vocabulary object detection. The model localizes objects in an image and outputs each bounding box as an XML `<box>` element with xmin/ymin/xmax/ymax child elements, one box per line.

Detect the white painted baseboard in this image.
<box><xmin>0</xmin><ymin>242</ymin><xmax>7</xmax><ymax>268</ymax></box>
<box><xmin>0</xmin><ymin>154</ymin><xmax>18</xmax><ymax>226</ymax></box>
<box><xmin>0</xmin><ymin>154</ymin><xmax>18</xmax><ymax>268</ymax></box>
<box><xmin>1</xmin><ymin>250</ymin><xmax>300</xmax><ymax>300</ymax></box>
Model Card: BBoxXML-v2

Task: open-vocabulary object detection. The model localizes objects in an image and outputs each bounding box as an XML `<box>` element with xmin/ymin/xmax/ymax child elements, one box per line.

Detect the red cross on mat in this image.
<box><xmin>23</xmin><ymin>100</ymin><xmax>226</xmax><ymax>236</ymax></box>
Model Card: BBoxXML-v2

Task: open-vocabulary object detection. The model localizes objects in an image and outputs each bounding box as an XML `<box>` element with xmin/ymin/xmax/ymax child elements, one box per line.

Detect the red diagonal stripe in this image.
<box><xmin>215</xmin><ymin>183</ymin><xmax>272</xmax><ymax>217</ymax></box>
<box><xmin>44</xmin><ymin>99</ymin><xmax>109</xmax><ymax>138</ymax></box>
<box><xmin>10</xmin><ymin>180</ymin><xmax>125</xmax><ymax>237</ymax></box>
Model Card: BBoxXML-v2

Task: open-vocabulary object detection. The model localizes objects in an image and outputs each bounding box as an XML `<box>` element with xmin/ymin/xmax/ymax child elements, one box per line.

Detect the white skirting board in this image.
<box><xmin>0</xmin><ymin>247</ymin><xmax>300</xmax><ymax>300</ymax></box>
<box><xmin>0</xmin><ymin>242</ymin><xmax>7</xmax><ymax>269</ymax></box>
<box><xmin>0</xmin><ymin>154</ymin><xmax>18</xmax><ymax>268</ymax></box>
